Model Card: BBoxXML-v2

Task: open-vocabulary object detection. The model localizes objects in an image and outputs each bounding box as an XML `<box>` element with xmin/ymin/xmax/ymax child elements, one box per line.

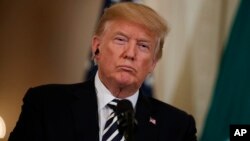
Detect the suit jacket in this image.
<box><xmin>9</xmin><ymin>79</ymin><xmax>197</xmax><ymax>141</ymax></box>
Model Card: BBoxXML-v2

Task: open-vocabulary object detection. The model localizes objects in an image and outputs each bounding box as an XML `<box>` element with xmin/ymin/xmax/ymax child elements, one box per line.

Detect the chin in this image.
<box><xmin>116</xmin><ymin>78</ymin><xmax>133</xmax><ymax>86</ymax></box>
<box><xmin>121</xmin><ymin>81</ymin><xmax>135</xmax><ymax>87</ymax></box>
<box><xmin>115</xmin><ymin>74</ymin><xmax>135</xmax><ymax>86</ymax></box>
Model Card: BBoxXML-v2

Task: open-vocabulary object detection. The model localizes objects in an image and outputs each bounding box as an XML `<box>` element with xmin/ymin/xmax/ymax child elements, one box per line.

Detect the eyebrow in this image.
<box><xmin>114</xmin><ymin>31</ymin><xmax>129</xmax><ymax>38</ymax></box>
<box><xmin>114</xmin><ymin>31</ymin><xmax>152</xmax><ymax>44</ymax></box>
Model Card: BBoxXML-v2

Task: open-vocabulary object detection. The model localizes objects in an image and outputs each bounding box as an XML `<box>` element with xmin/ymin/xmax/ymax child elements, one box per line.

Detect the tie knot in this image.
<box><xmin>107</xmin><ymin>99</ymin><xmax>134</xmax><ymax>115</ymax></box>
<box><xmin>107</xmin><ymin>99</ymin><xmax>120</xmax><ymax>111</ymax></box>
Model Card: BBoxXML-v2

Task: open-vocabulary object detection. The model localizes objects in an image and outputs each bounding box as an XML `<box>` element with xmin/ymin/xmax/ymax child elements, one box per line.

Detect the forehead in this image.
<box><xmin>102</xmin><ymin>19</ymin><xmax>158</xmax><ymax>40</ymax></box>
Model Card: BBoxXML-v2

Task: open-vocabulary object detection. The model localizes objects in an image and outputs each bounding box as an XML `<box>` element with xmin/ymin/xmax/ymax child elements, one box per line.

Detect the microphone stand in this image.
<box><xmin>124</xmin><ymin>110</ymin><xmax>136</xmax><ymax>141</ymax></box>
<box><xmin>116</xmin><ymin>100</ymin><xmax>137</xmax><ymax>141</ymax></box>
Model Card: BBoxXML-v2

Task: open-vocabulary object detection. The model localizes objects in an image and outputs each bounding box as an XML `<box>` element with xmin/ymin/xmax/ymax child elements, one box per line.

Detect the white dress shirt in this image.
<box><xmin>94</xmin><ymin>72</ymin><xmax>139</xmax><ymax>141</ymax></box>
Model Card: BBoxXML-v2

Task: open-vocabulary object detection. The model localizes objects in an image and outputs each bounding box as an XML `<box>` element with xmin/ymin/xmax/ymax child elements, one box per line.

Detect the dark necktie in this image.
<box><xmin>102</xmin><ymin>99</ymin><xmax>124</xmax><ymax>141</ymax></box>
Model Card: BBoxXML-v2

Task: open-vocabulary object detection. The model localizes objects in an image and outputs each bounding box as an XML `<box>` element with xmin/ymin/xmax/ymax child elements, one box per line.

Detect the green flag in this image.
<box><xmin>200</xmin><ymin>0</ymin><xmax>250</xmax><ymax>140</ymax></box>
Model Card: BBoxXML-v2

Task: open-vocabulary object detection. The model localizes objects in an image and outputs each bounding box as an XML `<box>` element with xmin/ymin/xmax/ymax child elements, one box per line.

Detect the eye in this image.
<box><xmin>139</xmin><ymin>44</ymin><xmax>149</xmax><ymax>48</ymax></box>
<box><xmin>114</xmin><ymin>36</ymin><xmax>127</xmax><ymax>45</ymax></box>
<box><xmin>138</xmin><ymin>42</ymin><xmax>150</xmax><ymax>51</ymax></box>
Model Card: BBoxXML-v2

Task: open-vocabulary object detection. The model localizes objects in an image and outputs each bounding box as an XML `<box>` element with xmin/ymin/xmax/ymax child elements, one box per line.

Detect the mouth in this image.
<box><xmin>117</xmin><ymin>65</ymin><xmax>136</xmax><ymax>73</ymax></box>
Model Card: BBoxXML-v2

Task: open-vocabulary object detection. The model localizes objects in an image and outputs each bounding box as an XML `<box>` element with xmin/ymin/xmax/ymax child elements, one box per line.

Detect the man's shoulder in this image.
<box><xmin>23</xmin><ymin>80</ymin><xmax>94</xmax><ymax>102</ymax></box>
<box><xmin>147</xmin><ymin>97</ymin><xmax>193</xmax><ymax>121</ymax></box>
<box><xmin>27</xmin><ymin>82</ymin><xmax>82</xmax><ymax>95</ymax></box>
<box><xmin>30</xmin><ymin>82</ymin><xmax>80</xmax><ymax>90</ymax></box>
<box><xmin>140</xmin><ymin>97</ymin><xmax>197</xmax><ymax>140</ymax></box>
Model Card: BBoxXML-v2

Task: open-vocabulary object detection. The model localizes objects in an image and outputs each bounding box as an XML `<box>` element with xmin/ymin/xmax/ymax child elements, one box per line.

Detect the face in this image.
<box><xmin>92</xmin><ymin>19</ymin><xmax>158</xmax><ymax>90</ymax></box>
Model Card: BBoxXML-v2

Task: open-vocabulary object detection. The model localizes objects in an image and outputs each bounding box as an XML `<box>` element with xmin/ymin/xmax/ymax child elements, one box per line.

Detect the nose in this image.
<box><xmin>124</xmin><ymin>43</ymin><xmax>136</xmax><ymax>61</ymax></box>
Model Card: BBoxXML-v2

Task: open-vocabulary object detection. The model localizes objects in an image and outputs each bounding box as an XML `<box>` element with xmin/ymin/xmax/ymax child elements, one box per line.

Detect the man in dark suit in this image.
<box><xmin>9</xmin><ymin>2</ymin><xmax>197</xmax><ymax>141</ymax></box>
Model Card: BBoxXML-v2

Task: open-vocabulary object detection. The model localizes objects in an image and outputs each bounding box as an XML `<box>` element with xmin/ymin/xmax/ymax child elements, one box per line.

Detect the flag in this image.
<box><xmin>200</xmin><ymin>0</ymin><xmax>250</xmax><ymax>140</ymax></box>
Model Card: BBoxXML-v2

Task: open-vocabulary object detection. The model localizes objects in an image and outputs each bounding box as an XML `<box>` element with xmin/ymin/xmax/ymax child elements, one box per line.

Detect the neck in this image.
<box><xmin>104</xmin><ymin>80</ymin><xmax>138</xmax><ymax>99</ymax></box>
<box><xmin>98</xmin><ymin>74</ymin><xmax>139</xmax><ymax>99</ymax></box>
<box><xmin>109</xmin><ymin>86</ymin><xmax>136</xmax><ymax>99</ymax></box>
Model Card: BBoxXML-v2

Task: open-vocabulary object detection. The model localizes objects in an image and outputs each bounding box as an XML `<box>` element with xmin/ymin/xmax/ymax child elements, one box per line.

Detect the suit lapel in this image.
<box><xmin>135</xmin><ymin>91</ymin><xmax>158</xmax><ymax>141</ymax></box>
<box><xmin>71</xmin><ymin>80</ymin><xmax>99</xmax><ymax>141</ymax></box>
<box><xmin>69</xmin><ymin>80</ymin><xmax>158</xmax><ymax>141</ymax></box>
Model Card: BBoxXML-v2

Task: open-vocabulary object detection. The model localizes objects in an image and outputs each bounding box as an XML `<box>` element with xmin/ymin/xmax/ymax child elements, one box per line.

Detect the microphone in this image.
<box><xmin>116</xmin><ymin>99</ymin><xmax>137</xmax><ymax>141</ymax></box>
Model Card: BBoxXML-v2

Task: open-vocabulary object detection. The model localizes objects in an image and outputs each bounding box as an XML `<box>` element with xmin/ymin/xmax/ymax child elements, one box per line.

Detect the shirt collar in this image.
<box><xmin>94</xmin><ymin>71</ymin><xmax>139</xmax><ymax>111</ymax></box>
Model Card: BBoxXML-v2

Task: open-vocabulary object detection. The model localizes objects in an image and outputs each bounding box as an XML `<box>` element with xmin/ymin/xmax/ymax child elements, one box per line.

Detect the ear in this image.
<box><xmin>91</xmin><ymin>35</ymin><xmax>101</xmax><ymax>60</ymax></box>
<box><xmin>149</xmin><ymin>59</ymin><xmax>158</xmax><ymax>73</ymax></box>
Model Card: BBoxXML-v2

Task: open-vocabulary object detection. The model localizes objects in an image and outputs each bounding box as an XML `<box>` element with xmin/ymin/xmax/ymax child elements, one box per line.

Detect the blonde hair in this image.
<box><xmin>94</xmin><ymin>2</ymin><xmax>169</xmax><ymax>60</ymax></box>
